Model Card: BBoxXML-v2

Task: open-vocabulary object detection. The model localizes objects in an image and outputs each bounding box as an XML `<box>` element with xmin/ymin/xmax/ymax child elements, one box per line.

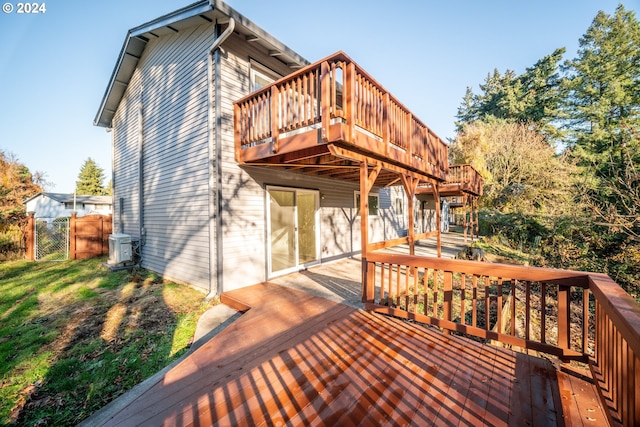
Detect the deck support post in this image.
<box><xmin>557</xmin><ymin>285</ymin><xmax>570</xmax><ymax>359</ymax></box>
<box><xmin>360</xmin><ymin>161</ymin><xmax>381</xmax><ymax>302</ymax></box>
<box><xmin>270</xmin><ymin>85</ymin><xmax>280</xmax><ymax>153</ymax></box>
<box><xmin>432</xmin><ymin>179</ymin><xmax>442</xmax><ymax>257</ymax></box>
<box><xmin>345</xmin><ymin>62</ymin><xmax>356</xmax><ymax>143</ymax></box>
<box><xmin>360</xmin><ymin>162</ymin><xmax>370</xmax><ymax>303</ymax></box>
<box><xmin>401</xmin><ymin>175</ymin><xmax>419</xmax><ymax>257</ymax></box>
<box><xmin>463</xmin><ymin>194</ymin><xmax>469</xmax><ymax>244</ymax></box>
<box><xmin>474</xmin><ymin>196</ymin><xmax>479</xmax><ymax>239</ymax></box>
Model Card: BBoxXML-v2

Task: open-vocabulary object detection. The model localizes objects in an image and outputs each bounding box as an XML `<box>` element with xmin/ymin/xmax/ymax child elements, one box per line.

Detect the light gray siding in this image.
<box><xmin>140</xmin><ymin>24</ymin><xmax>213</xmax><ymax>290</ymax></box>
<box><xmin>112</xmin><ymin>68</ymin><xmax>142</xmax><ymax>237</ymax></box>
<box><xmin>112</xmin><ymin>23</ymin><xmax>214</xmax><ymax>291</ymax></box>
<box><xmin>216</xmin><ymin>34</ymin><xmax>286</xmax><ymax>291</ymax></box>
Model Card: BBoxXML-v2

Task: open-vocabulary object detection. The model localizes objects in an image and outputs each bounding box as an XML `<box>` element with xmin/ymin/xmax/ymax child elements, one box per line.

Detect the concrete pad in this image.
<box><xmin>191</xmin><ymin>304</ymin><xmax>241</xmax><ymax>351</ymax></box>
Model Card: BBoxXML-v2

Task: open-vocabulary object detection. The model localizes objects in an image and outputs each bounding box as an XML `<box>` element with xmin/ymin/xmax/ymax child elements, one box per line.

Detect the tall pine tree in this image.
<box><xmin>563</xmin><ymin>4</ymin><xmax>640</xmax><ymax>240</ymax></box>
<box><xmin>455</xmin><ymin>48</ymin><xmax>566</xmax><ymax>142</ymax></box>
<box><xmin>75</xmin><ymin>158</ymin><xmax>107</xmax><ymax>196</ymax></box>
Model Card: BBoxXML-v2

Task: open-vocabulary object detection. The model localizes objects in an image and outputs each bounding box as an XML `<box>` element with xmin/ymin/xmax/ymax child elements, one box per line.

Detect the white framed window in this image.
<box><xmin>354</xmin><ymin>191</ymin><xmax>379</xmax><ymax>217</ymax></box>
<box><xmin>250</xmin><ymin>60</ymin><xmax>281</xmax><ymax>91</ymax></box>
<box><xmin>395</xmin><ymin>198</ymin><xmax>403</xmax><ymax>215</ymax></box>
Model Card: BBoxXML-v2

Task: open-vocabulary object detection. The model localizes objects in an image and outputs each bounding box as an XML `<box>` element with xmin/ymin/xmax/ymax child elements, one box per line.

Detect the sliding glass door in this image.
<box><xmin>267</xmin><ymin>187</ymin><xmax>319</xmax><ymax>276</ymax></box>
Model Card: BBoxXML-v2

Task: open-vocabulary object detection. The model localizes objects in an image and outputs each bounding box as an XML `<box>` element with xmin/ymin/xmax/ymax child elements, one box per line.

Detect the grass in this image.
<box><xmin>0</xmin><ymin>256</ymin><xmax>216</xmax><ymax>426</ymax></box>
<box><xmin>466</xmin><ymin>236</ymin><xmax>543</xmax><ymax>266</ymax></box>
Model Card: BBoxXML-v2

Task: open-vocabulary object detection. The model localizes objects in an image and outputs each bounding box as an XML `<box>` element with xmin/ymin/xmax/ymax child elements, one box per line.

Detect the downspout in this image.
<box><xmin>207</xmin><ymin>17</ymin><xmax>235</xmax><ymax>298</ymax></box>
<box><xmin>108</xmin><ymin>126</ymin><xmax>118</xmax><ymax>234</ymax></box>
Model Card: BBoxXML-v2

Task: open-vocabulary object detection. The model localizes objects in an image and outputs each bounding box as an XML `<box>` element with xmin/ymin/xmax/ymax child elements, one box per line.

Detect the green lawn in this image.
<box><xmin>0</xmin><ymin>257</ymin><xmax>215</xmax><ymax>426</ymax></box>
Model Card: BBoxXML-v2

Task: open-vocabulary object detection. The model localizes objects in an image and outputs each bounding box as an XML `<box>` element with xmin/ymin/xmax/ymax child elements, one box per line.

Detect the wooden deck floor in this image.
<box><xmin>95</xmin><ymin>282</ymin><xmax>605</xmax><ymax>426</ymax></box>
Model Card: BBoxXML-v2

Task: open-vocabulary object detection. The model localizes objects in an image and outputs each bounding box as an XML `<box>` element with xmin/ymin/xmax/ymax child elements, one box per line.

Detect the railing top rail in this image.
<box><xmin>448</xmin><ymin>164</ymin><xmax>482</xmax><ymax>177</ymax></box>
<box><xmin>366</xmin><ymin>252</ymin><xmax>590</xmax><ymax>287</ymax></box>
<box><xmin>234</xmin><ymin>51</ymin><xmax>348</xmax><ymax>105</ymax></box>
<box><xmin>589</xmin><ymin>273</ymin><xmax>640</xmax><ymax>357</ymax></box>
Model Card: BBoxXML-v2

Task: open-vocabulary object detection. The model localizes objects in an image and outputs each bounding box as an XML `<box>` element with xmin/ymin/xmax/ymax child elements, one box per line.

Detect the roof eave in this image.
<box><xmin>94</xmin><ymin>1</ymin><xmax>212</xmax><ymax>128</ymax></box>
<box><xmin>210</xmin><ymin>0</ymin><xmax>308</xmax><ymax>68</ymax></box>
<box><xmin>94</xmin><ymin>0</ymin><xmax>309</xmax><ymax>129</ymax></box>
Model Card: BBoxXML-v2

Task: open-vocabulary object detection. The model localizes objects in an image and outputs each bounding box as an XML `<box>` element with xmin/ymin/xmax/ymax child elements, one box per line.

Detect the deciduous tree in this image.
<box><xmin>450</xmin><ymin>120</ymin><xmax>576</xmax><ymax>215</ymax></box>
<box><xmin>0</xmin><ymin>150</ymin><xmax>43</xmax><ymax>221</ymax></box>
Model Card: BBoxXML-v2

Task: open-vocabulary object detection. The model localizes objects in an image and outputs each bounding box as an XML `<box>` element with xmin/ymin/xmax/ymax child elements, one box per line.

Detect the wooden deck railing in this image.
<box><xmin>234</xmin><ymin>51</ymin><xmax>448</xmax><ymax>180</ymax></box>
<box><xmin>416</xmin><ymin>164</ymin><xmax>483</xmax><ymax>197</ymax></box>
<box><xmin>363</xmin><ymin>253</ymin><xmax>640</xmax><ymax>426</ymax></box>
<box><xmin>447</xmin><ymin>164</ymin><xmax>483</xmax><ymax>196</ymax></box>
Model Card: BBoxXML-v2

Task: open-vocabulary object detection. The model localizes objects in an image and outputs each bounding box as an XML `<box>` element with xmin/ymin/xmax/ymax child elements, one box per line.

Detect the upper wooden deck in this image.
<box><xmin>418</xmin><ymin>164</ymin><xmax>484</xmax><ymax>198</ymax></box>
<box><xmin>234</xmin><ymin>51</ymin><xmax>449</xmax><ymax>187</ymax></box>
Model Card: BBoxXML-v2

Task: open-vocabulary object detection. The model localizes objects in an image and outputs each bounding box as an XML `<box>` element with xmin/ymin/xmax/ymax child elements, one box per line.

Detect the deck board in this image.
<box><xmin>96</xmin><ymin>281</ymin><xmax>605</xmax><ymax>426</ymax></box>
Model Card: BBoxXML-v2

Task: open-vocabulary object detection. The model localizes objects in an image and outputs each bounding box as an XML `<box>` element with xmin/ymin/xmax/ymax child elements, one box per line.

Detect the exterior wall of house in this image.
<box><xmin>216</xmin><ymin>34</ymin><xmax>296</xmax><ymax>291</ymax></box>
<box><xmin>112</xmin><ymin>68</ymin><xmax>143</xmax><ymax>238</ymax></box>
<box><xmin>417</xmin><ymin>194</ymin><xmax>449</xmax><ymax>232</ymax></box>
<box><xmin>112</xmin><ymin>23</ymin><xmax>214</xmax><ymax>291</ymax></box>
<box><xmin>25</xmin><ymin>197</ymin><xmax>68</xmax><ymax>219</ymax></box>
<box><xmin>109</xmin><ymin>22</ymin><xmax>423</xmax><ymax>294</ymax></box>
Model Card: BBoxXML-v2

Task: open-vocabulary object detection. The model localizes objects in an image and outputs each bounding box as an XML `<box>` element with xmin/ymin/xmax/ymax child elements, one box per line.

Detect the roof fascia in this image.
<box><xmin>93</xmin><ymin>33</ymin><xmax>145</xmax><ymax>127</ymax></box>
<box><xmin>130</xmin><ymin>1</ymin><xmax>212</xmax><ymax>38</ymax></box>
<box><xmin>94</xmin><ymin>0</ymin><xmax>309</xmax><ymax>128</ymax></box>
<box><xmin>94</xmin><ymin>1</ymin><xmax>211</xmax><ymax>128</ymax></box>
<box><xmin>210</xmin><ymin>0</ymin><xmax>308</xmax><ymax>67</ymax></box>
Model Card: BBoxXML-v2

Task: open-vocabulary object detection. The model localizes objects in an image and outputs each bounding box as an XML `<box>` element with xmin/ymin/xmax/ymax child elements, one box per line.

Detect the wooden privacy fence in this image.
<box><xmin>25</xmin><ymin>213</ymin><xmax>112</xmax><ymax>260</ymax></box>
<box><xmin>362</xmin><ymin>252</ymin><xmax>640</xmax><ymax>427</ymax></box>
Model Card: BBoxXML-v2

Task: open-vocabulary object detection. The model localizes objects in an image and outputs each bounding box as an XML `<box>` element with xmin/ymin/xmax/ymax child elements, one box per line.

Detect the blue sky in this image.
<box><xmin>0</xmin><ymin>0</ymin><xmax>636</xmax><ymax>193</ymax></box>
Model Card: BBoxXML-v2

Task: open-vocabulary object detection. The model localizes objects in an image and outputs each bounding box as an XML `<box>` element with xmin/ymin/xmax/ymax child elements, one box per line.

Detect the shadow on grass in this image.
<box><xmin>0</xmin><ymin>257</ymin><xmax>208</xmax><ymax>426</ymax></box>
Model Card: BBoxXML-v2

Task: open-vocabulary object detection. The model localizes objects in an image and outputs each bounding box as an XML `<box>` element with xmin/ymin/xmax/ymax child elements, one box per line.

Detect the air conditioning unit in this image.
<box><xmin>108</xmin><ymin>234</ymin><xmax>132</xmax><ymax>265</ymax></box>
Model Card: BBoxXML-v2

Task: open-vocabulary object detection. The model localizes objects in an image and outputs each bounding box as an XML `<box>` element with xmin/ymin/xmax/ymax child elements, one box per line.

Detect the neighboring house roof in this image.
<box><xmin>94</xmin><ymin>0</ymin><xmax>309</xmax><ymax>128</ymax></box>
<box><xmin>24</xmin><ymin>192</ymin><xmax>112</xmax><ymax>206</ymax></box>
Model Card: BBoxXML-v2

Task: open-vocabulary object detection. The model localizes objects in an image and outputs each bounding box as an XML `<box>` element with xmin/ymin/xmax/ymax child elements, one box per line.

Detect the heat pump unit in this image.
<box><xmin>108</xmin><ymin>234</ymin><xmax>132</xmax><ymax>265</ymax></box>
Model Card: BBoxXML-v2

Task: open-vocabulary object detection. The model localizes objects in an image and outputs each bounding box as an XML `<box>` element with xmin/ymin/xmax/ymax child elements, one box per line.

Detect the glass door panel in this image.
<box><xmin>297</xmin><ymin>192</ymin><xmax>317</xmax><ymax>265</ymax></box>
<box><xmin>269</xmin><ymin>190</ymin><xmax>296</xmax><ymax>272</ymax></box>
<box><xmin>267</xmin><ymin>187</ymin><xmax>320</xmax><ymax>276</ymax></box>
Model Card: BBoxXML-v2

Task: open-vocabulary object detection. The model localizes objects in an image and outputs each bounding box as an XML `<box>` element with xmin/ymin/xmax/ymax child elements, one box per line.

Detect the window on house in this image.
<box><xmin>64</xmin><ymin>202</ymin><xmax>74</xmax><ymax>209</ymax></box>
<box><xmin>395</xmin><ymin>198</ymin><xmax>403</xmax><ymax>215</ymax></box>
<box><xmin>250</xmin><ymin>60</ymin><xmax>281</xmax><ymax>92</ymax></box>
<box><xmin>354</xmin><ymin>192</ymin><xmax>379</xmax><ymax>216</ymax></box>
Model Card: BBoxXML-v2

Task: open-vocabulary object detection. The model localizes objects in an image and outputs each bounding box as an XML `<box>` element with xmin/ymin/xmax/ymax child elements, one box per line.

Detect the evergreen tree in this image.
<box><xmin>103</xmin><ymin>179</ymin><xmax>113</xmax><ymax>196</ymax></box>
<box><xmin>563</xmin><ymin>4</ymin><xmax>640</xmax><ymax>240</ymax></box>
<box><xmin>455</xmin><ymin>49</ymin><xmax>566</xmax><ymax>142</ymax></box>
<box><xmin>76</xmin><ymin>158</ymin><xmax>106</xmax><ymax>196</ymax></box>
<box><xmin>563</xmin><ymin>5</ymin><xmax>640</xmax><ymax>149</ymax></box>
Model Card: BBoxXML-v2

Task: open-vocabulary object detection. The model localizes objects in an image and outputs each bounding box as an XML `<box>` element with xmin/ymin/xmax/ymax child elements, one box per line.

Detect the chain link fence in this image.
<box><xmin>35</xmin><ymin>217</ymin><xmax>69</xmax><ymax>261</ymax></box>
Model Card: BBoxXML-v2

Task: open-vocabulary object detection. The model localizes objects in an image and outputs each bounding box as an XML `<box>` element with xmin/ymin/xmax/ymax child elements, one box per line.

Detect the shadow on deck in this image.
<box><xmin>90</xmin><ymin>278</ymin><xmax>605</xmax><ymax>426</ymax></box>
